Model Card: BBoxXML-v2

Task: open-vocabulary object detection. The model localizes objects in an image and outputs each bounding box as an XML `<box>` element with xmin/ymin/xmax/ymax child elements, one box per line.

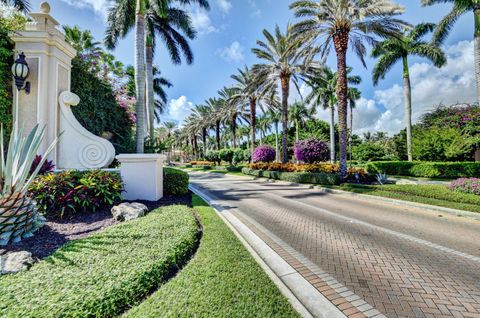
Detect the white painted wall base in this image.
<box><xmin>116</xmin><ymin>154</ymin><xmax>166</xmax><ymax>201</ymax></box>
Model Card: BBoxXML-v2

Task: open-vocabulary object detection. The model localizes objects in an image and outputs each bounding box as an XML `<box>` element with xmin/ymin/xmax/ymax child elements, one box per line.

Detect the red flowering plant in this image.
<box><xmin>449</xmin><ymin>178</ymin><xmax>480</xmax><ymax>196</ymax></box>
<box><xmin>294</xmin><ymin>139</ymin><xmax>329</xmax><ymax>163</ymax></box>
<box><xmin>253</xmin><ymin>145</ymin><xmax>276</xmax><ymax>163</ymax></box>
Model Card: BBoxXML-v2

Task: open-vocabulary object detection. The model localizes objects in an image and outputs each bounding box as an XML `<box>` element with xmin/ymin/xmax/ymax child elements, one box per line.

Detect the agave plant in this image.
<box><xmin>0</xmin><ymin>124</ymin><xmax>58</xmax><ymax>245</ymax></box>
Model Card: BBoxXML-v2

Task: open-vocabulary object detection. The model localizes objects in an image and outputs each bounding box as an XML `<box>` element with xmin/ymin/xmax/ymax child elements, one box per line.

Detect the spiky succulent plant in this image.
<box><xmin>0</xmin><ymin>124</ymin><xmax>58</xmax><ymax>245</ymax></box>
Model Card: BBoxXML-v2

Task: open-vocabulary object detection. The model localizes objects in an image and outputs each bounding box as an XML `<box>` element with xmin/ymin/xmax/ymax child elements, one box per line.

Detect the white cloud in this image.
<box><xmin>216</xmin><ymin>41</ymin><xmax>245</xmax><ymax>62</ymax></box>
<box><xmin>59</xmin><ymin>0</ymin><xmax>112</xmax><ymax>20</ymax></box>
<box><xmin>352</xmin><ymin>40</ymin><xmax>476</xmax><ymax>136</ymax></box>
<box><xmin>216</xmin><ymin>0</ymin><xmax>232</xmax><ymax>14</ymax></box>
<box><xmin>190</xmin><ymin>8</ymin><xmax>217</xmax><ymax>34</ymax></box>
<box><xmin>169</xmin><ymin>96</ymin><xmax>194</xmax><ymax>123</ymax></box>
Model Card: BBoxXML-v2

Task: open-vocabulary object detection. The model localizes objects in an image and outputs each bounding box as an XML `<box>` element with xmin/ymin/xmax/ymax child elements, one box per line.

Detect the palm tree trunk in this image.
<box><xmin>402</xmin><ymin>56</ymin><xmax>413</xmax><ymax>162</ymax></box>
<box><xmin>334</xmin><ymin>32</ymin><xmax>349</xmax><ymax>180</ymax></box>
<box><xmin>349</xmin><ymin>103</ymin><xmax>353</xmax><ymax>168</ymax></box>
<box><xmin>249</xmin><ymin>97</ymin><xmax>256</xmax><ymax>159</ymax></box>
<box><xmin>146</xmin><ymin>38</ymin><xmax>155</xmax><ymax>140</ymax></box>
<box><xmin>134</xmin><ymin>0</ymin><xmax>146</xmax><ymax>153</ymax></box>
<box><xmin>295</xmin><ymin>119</ymin><xmax>299</xmax><ymax>143</ymax></box>
<box><xmin>216</xmin><ymin>121</ymin><xmax>221</xmax><ymax>150</ymax></box>
<box><xmin>329</xmin><ymin>104</ymin><xmax>335</xmax><ymax>163</ymax></box>
<box><xmin>475</xmin><ymin>9</ymin><xmax>480</xmax><ymax>106</ymax></box>
<box><xmin>280</xmin><ymin>76</ymin><xmax>290</xmax><ymax>163</ymax></box>
<box><xmin>202</xmin><ymin>128</ymin><xmax>207</xmax><ymax>156</ymax></box>
<box><xmin>232</xmin><ymin>114</ymin><xmax>237</xmax><ymax>148</ymax></box>
<box><xmin>275</xmin><ymin>121</ymin><xmax>279</xmax><ymax>162</ymax></box>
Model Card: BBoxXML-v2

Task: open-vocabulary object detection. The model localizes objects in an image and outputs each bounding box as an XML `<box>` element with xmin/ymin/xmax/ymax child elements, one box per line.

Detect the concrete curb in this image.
<box><xmin>191</xmin><ymin>171</ymin><xmax>480</xmax><ymax>221</ymax></box>
<box><xmin>189</xmin><ymin>184</ymin><xmax>346</xmax><ymax>318</ymax></box>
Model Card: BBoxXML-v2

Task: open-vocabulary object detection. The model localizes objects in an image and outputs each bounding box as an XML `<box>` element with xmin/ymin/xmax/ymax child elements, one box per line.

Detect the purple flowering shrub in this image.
<box><xmin>449</xmin><ymin>178</ymin><xmax>480</xmax><ymax>196</ymax></box>
<box><xmin>294</xmin><ymin>139</ymin><xmax>329</xmax><ymax>163</ymax></box>
<box><xmin>253</xmin><ymin>145</ymin><xmax>276</xmax><ymax>163</ymax></box>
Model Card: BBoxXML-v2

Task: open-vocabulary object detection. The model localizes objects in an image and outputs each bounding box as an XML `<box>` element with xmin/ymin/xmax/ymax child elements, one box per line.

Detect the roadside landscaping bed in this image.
<box><xmin>329</xmin><ymin>184</ymin><xmax>480</xmax><ymax>213</ymax></box>
<box><xmin>0</xmin><ymin>204</ymin><xmax>200</xmax><ymax>318</ymax></box>
<box><xmin>124</xmin><ymin>195</ymin><xmax>300</xmax><ymax>318</ymax></box>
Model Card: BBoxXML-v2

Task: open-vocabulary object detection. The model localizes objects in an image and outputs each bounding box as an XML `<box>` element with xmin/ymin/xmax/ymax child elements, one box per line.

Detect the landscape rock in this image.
<box><xmin>111</xmin><ymin>202</ymin><xmax>148</xmax><ymax>222</ymax></box>
<box><xmin>0</xmin><ymin>251</ymin><xmax>34</xmax><ymax>275</ymax></box>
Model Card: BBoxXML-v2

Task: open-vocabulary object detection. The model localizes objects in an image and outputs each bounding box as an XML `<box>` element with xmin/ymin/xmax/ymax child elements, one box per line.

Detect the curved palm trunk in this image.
<box><xmin>215</xmin><ymin>121</ymin><xmax>221</xmax><ymax>150</ymax></box>
<box><xmin>329</xmin><ymin>104</ymin><xmax>335</xmax><ymax>163</ymax></box>
<box><xmin>334</xmin><ymin>32</ymin><xmax>349</xmax><ymax>180</ymax></box>
<box><xmin>146</xmin><ymin>38</ymin><xmax>155</xmax><ymax>140</ymax></box>
<box><xmin>475</xmin><ymin>9</ymin><xmax>480</xmax><ymax>106</ymax></box>
<box><xmin>275</xmin><ymin>121</ymin><xmax>279</xmax><ymax>162</ymax></box>
<box><xmin>280</xmin><ymin>76</ymin><xmax>290</xmax><ymax>163</ymax></box>
<box><xmin>249</xmin><ymin>97</ymin><xmax>257</xmax><ymax>160</ymax></box>
<box><xmin>134</xmin><ymin>1</ymin><xmax>146</xmax><ymax>153</ymax></box>
<box><xmin>402</xmin><ymin>56</ymin><xmax>413</xmax><ymax>162</ymax></box>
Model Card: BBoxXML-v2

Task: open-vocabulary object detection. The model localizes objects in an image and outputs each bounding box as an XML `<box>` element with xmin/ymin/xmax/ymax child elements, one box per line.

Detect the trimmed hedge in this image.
<box><xmin>242</xmin><ymin>168</ymin><xmax>339</xmax><ymax>185</ymax></box>
<box><xmin>365</xmin><ymin>161</ymin><xmax>480</xmax><ymax>178</ymax></box>
<box><xmin>164</xmin><ymin>168</ymin><xmax>189</xmax><ymax>195</ymax></box>
<box><xmin>0</xmin><ymin>205</ymin><xmax>199</xmax><ymax>318</ymax></box>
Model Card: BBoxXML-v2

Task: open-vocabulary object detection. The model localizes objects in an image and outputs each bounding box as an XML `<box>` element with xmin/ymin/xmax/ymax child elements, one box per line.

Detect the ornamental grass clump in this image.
<box><xmin>449</xmin><ymin>178</ymin><xmax>480</xmax><ymax>196</ymax></box>
<box><xmin>252</xmin><ymin>145</ymin><xmax>276</xmax><ymax>163</ymax></box>
<box><xmin>293</xmin><ymin>139</ymin><xmax>329</xmax><ymax>163</ymax></box>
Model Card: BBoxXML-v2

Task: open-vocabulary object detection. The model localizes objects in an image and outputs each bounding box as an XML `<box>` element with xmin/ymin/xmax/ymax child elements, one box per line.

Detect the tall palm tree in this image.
<box><xmin>289</xmin><ymin>102</ymin><xmax>316</xmax><ymax>142</ymax></box>
<box><xmin>191</xmin><ymin>104</ymin><xmax>210</xmax><ymax>155</ymax></box>
<box><xmin>63</xmin><ymin>26</ymin><xmax>102</xmax><ymax>55</ymax></box>
<box><xmin>305</xmin><ymin>67</ymin><xmax>361</xmax><ymax>163</ymax></box>
<box><xmin>347</xmin><ymin>87</ymin><xmax>361</xmax><ymax>166</ymax></box>
<box><xmin>421</xmin><ymin>0</ymin><xmax>480</xmax><ymax>105</ymax></box>
<box><xmin>266</xmin><ymin>108</ymin><xmax>281</xmax><ymax>161</ymax></box>
<box><xmin>205</xmin><ymin>98</ymin><xmax>223</xmax><ymax>150</ymax></box>
<box><xmin>1</xmin><ymin>0</ymin><xmax>30</xmax><ymax>12</ymax></box>
<box><xmin>291</xmin><ymin>0</ymin><xmax>407</xmax><ymax>179</ymax></box>
<box><xmin>105</xmin><ymin>0</ymin><xmax>208</xmax><ymax>152</ymax></box>
<box><xmin>230</xmin><ymin>66</ymin><xmax>274</xmax><ymax>157</ymax></box>
<box><xmin>252</xmin><ymin>25</ymin><xmax>321</xmax><ymax>163</ymax></box>
<box><xmin>372</xmin><ymin>23</ymin><xmax>446</xmax><ymax>161</ymax></box>
<box><xmin>257</xmin><ymin>115</ymin><xmax>272</xmax><ymax>145</ymax></box>
<box><xmin>219</xmin><ymin>87</ymin><xmax>248</xmax><ymax>148</ymax></box>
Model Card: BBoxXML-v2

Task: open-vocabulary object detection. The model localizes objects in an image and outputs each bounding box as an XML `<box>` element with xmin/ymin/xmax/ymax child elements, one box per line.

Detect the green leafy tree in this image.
<box><xmin>289</xmin><ymin>102</ymin><xmax>316</xmax><ymax>143</ymax></box>
<box><xmin>372</xmin><ymin>23</ymin><xmax>446</xmax><ymax>162</ymax></box>
<box><xmin>412</xmin><ymin>127</ymin><xmax>474</xmax><ymax>161</ymax></box>
<box><xmin>1</xmin><ymin>0</ymin><xmax>30</xmax><ymax>12</ymax></box>
<box><xmin>290</xmin><ymin>0</ymin><xmax>407</xmax><ymax>179</ymax></box>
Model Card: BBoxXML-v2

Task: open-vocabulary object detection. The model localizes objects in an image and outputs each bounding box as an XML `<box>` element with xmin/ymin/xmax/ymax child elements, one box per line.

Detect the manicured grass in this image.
<box><xmin>0</xmin><ymin>205</ymin><xmax>199</xmax><ymax>318</ymax></box>
<box><xmin>329</xmin><ymin>184</ymin><xmax>480</xmax><ymax>213</ymax></box>
<box><xmin>125</xmin><ymin>195</ymin><xmax>300</xmax><ymax>318</ymax></box>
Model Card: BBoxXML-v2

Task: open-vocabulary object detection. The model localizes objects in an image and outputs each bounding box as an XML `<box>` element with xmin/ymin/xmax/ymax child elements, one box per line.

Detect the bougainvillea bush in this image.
<box><xmin>449</xmin><ymin>178</ymin><xmax>480</xmax><ymax>196</ymax></box>
<box><xmin>294</xmin><ymin>139</ymin><xmax>329</xmax><ymax>163</ymax></box>
<box><xmin>252</xmin><ymin>145</ymin><xmax>276</xmax><ymax>163</ymax></box>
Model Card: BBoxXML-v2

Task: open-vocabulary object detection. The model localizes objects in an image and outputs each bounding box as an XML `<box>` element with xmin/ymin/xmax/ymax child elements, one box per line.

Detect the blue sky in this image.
<box><xmin>29</xmin><ymin>0</ymin><xmax>476</xmax><ymax>135</ymax></box>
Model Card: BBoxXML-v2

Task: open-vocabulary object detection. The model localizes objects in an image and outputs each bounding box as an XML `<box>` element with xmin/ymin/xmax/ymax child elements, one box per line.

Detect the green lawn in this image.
<box><xmin>125</xmin><ymin>195</ymin><xmax>300</xmax><ymax>318</ymax></box>
<box><xmin>328</xmin><ymin>184</ymin><xmax>480</xmax><ymax>213</ymax></box>
<box><xmin>0</xmin><ymin>205</ymin><xmax>199</xmax><ymax>318</ymax></box>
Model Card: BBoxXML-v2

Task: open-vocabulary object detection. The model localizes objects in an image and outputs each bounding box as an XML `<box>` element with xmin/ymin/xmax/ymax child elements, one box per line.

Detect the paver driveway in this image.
<box><xmin>189</xmin><ymin>172</ymin><xmax>480</xmax><ymax>318</ymax></box>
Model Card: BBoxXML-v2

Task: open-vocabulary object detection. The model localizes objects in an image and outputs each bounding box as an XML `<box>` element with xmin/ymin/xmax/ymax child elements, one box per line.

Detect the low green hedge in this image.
<box><xmin>0</xmin><ymin>205</ymin><xmax>199</xmax><ymax>318</ymax></box>
<box><xmin>365</xmin><ymin>161</ymin><xmax>480</xmax><ymax>179</ymax></box>
<box><xmin>164</xmin><ymin>168</ymin><xmax>189</xmax><ymax>195</ymax></box>
<box><xmin>214</xmin><ymin>165</ymin><xmax>243</xmax><ymax>172</ymax></box>
<box><xmin>242</xmin><ymin>168</ymin><xmax>339</xmax><ymax>185</ymax></box>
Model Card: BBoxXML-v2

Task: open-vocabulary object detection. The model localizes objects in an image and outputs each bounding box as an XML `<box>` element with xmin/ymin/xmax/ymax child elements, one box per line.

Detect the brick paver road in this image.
<box><xmin>189</xmin><ymin>172</ymin><xmax>480</xmax><ymax>318</ymax></box>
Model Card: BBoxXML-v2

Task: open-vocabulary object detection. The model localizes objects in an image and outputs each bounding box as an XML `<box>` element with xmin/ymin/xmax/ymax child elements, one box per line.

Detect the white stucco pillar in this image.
<box><xmin>10</xmin><ymin>2</ymin><xmax>76</xmax><ymax>165</ymax></box>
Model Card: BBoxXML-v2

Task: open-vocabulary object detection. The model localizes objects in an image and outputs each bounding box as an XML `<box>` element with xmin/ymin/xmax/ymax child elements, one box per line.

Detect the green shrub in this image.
<box><xmin>164</xmin><ymin>168</ymin><xmax>189</xmax><ymax>195</ymax></box>
<box><xmin>215</xmin><ymin>165</ymin><xmax>243</xmax><ymax>172</ymax></box>
<box><xmin>352</xmin><ymin>142</ymin><xmax>386</xmax><ymax>162</ymax></box>
<box><xmin>219</xmin><ymin>148</ymin><xmax>234</xmax><ymax>164</ymax></box>
<box><xmin>29</xmin><ymin>170</ymin><xmax>123</xmax><ymax>218</ymax></box>
<box><xmin>244</xmin><ymin>149</ymin><xmax>252</xmax><ymax>162</ymax></box>
<box><xmin>242</xmin><ymin>168</ymin><xmax>339</xmax><ymax>185</ymax></box>
<box><xmin>233</xmin><ymin>148</ymin><xmax>245</xmax><ymax>165</ymax></box>
<box><xmin>205</xmin><ymin>150</ymin><xmax>220</xmax><ymax>165</ymax></box>
<box><xmin>365</xmin><ymin>161</ymin><xmax>480</xmax><ymax>178</ymax></box>
<box><xmin>0</xmin><ymin>205</ymin><xmax>199</xmax><ymax>318</ymax></box>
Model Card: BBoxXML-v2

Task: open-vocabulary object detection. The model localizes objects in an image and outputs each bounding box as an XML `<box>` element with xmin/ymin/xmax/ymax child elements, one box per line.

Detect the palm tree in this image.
<box><xmin>372</xmin><ymin>23</ymin><xmax>446</xmax><ymax>161</ymax></box>
<box><xmin>230</xmin><ymin>66</ymin><xmax>274</xmax><ymax>157</ymax></box>
<box><xmin>291</xmin><ymin>0</ymin><xmax>407</xmax><ymax>179</ymax></box>
<box><xmin>257</xmin><ymin>115</ymin><xmax>272</xmax><ymax>145</ymax></box>
<box><xmin>289</xmin><ymin>102</ymin><xmax>316</xmax><ymax>142</ymax></box>
<box><xmin>191</xmin><ymin>104</ymin><xmax>210</xmax><ymax>155</ymax></box>
<box><xmin>105</xmin><ymin>0</ymin><xmax>208</xmax><ymax>153</ymax></box>
<box><xmin>252</xmin><ymin>25</ymin><xmax>321</xmax><ymax>163</ymax></box>
<box><xmin>347</xmin><ymin>87</ymin><xmax>361</xmax><ymax>166</ymax></box>
<box><xmin>63</xmin><ymin>26</ymin><xmax>102</xmax><ymax>55</ymax></box>
<box><xmin>205</xmin><ymin>98</ymin><xmax>223</xmax><ymax>150</ymax></box>
<box><xmin>266</xmin><ymin>109</ymin><xmax>281</xmax><ymax>161</ymax></box>
<box><xmin>421</xmin><ymin>0</ymin><xmax>480</xmax><ymax>105</ymax></box>
<box><xmin>1</xmin><ymin>0</ymin><xmax>30</xmax><ymax>12</ymax></box>
<box><xmin>219</xmin><ymin>87</ymin><xmax>248</xmax><ymax>148</ymax></box>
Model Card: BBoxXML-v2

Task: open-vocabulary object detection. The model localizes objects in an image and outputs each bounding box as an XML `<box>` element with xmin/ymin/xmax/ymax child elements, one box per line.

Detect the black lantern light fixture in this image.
<box><xmin>11</xmin><ymin>52</ymin><xmax>30</xmax><ymax>94</ymax></box>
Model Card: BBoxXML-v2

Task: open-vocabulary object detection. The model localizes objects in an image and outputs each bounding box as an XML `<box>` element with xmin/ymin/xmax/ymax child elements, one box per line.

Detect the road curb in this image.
<box><xmin>189</xmin><ymin>184</ymin><xmax>347</xmax><ymax>318</ymax></box>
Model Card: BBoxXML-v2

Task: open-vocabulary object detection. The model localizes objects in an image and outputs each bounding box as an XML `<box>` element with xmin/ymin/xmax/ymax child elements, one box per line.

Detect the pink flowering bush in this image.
<box><xmin>115</xmin><ymin>88</ymin><xmax>137</xmax><ymax>124</ymax></box>
<box><xmin>294</xmin><ymin>139</ymin><xmax>329</xmax><ymax>163</ymax></box>
<box><xmin>449</xmin><ymin>178</ymin><xmax>480</xmax><ymax>196</ymax></box>
<box><xmin>253</xmin><ymin>145</ymin><xmax>276</xmax><ymax>163</ymax></box>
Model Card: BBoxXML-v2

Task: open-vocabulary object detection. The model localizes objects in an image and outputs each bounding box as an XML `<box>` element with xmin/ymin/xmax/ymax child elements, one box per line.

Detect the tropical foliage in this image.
<box><xmin>252</xmin><ymin>145</ymin><xmax>276</xmax><ymax>163</ymax></box>
<box><xmin>293</xmin><ymin>139</ymin><xmax>329</xmax><ymax>164</ymax></box>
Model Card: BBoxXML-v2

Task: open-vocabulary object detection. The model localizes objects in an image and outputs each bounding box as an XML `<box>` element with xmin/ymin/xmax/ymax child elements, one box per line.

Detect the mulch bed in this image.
<box><xmin>1</xmin><ymin>193</ymin><xmax>193</xmax><ymax>260</ymax></box>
